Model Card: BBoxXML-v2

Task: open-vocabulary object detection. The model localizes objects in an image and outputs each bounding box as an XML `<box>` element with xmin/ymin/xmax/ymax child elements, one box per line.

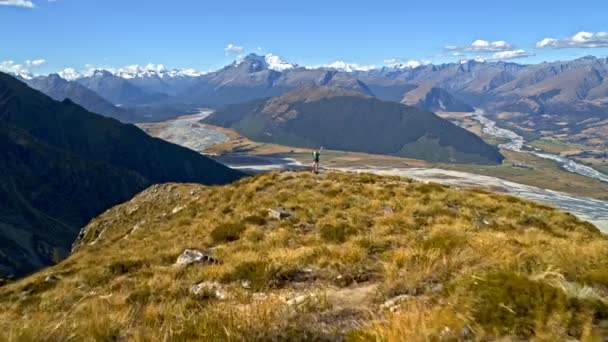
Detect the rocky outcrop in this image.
<box><xmin>175</xmin><ymin>249</ymin><xmax>221</xmax><ymax>266</ymax></box>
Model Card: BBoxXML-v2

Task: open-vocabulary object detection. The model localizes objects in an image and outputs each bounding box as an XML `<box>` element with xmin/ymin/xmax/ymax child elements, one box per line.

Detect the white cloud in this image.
<box><xmin>25</xmin><ymin>59</ymin><xmax>46</xmax><ymax>67</ymax></box>
<box><xmin>460</xmin><ymin>57</ymin><xmax>487</xmax><ymax>64</ymax></box>
<box><xmin>489</xmin><ymin>49</ymin><xmax>534</xmax><ymax>60</ymax></box>
<box><xmin>384</xmin><ymin>58</ymin><xmax>431</xmax><ymax>69</ymax></box>
<box><xmin>308</xmin><ymin>61</ymin><xmax>377</xmax><ymax>72</ymax></box>
<box><xmin>536</xmin><ymin>31</ymin><xmax>608</xmax><ymax>49</ymax></box>
<box><xmin>446</xmin><ymin>39</ymin><xmax>514</xmax><ymax>52</ymax></box>
<box><xmin>0</xmin><ymin>60</ymin><xmax>33</xmax><ymax>79</ymax></box>
<box><xmin>224</xmin><ymin>43</ymin><xmax>245</xmax><ymax>57</ymax></box>
<box><xmin>58</xmin><ymin>67</ymin><xmax>82</xmax><ymax>80</ymax></box>
<box><xmin>264</xmin><ymin>54</ymin><xmax>296</xmax><ymax>71</ymax></box>
<box><xmin>0</xmin><ymin>0</ymin><xmax>34</xmax><ymax>8</ymax></box>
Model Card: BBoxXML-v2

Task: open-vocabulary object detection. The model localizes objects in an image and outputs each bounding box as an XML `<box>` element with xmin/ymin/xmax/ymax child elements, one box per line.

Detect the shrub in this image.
<box><xmin>320</xmin><ymin>222</ymin><xmax>355</xmax><ymax>243</ymax></box>
<box><xmin>223</xmin><ymin>261</ymin><xmax>305</xmax><ymax>290</ymax></box>
<box><xmin>420</xmin><ymin>229</ymin><xmax>467</xmax><ymax>254</ymax></box>
<box><xmin>243</xmin><ymin>214</ymin><xmax>267</xmax><ymax>226</ymax></box>
<box><xmin>21</xmin><ymin>278</ymin><xmax>56</xmax><ymax>295</ymax></box>
<box><xmin>466</xmin><ymin>271</ymin><xmax>608</xmax><ymax>338</ymax></box>
<box><xmin>107</xmin><ymin>259</ymin><xmax>144</xmax><ymax>275</ymax></box>
<box><xmin>126</xmin><ymin>286</ymin><xmax>152</xmax><ymax>304</ymax></box>
<box><xmin>415</xmin><ymin>182</ymin><xmax>446</xmax><ymax>194</ymax></box>
<box><xmin>211</xmin><ymin>222</ymin><xmax>245</xmax><ymax>243</ymax></box>
<box><xmin>223</xmin><ymin>261</ymin><xmax>269</xmax><ymax>290</ymax></box>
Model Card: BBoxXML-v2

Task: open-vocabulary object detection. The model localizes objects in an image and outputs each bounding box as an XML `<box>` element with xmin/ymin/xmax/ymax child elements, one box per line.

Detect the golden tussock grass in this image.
<box><xmin>0</xmin><ymin>170</ymin><xmax>607</xmax><ymax>341</ymax></box>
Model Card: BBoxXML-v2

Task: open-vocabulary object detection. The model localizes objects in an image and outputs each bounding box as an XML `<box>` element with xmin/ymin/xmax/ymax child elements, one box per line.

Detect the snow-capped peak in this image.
<box><xmin>265</xmin><ymin>54</ymin><xmax>296</xmax><ymax>71</ymax></box>
<box><xmin>384</xmin><ymin>58</ymin><xmax>432</xmax><ymax>69</ymax></box>
<box><xmin>306</xmin><ymin>61</ymin><xmax>377</xmax><ymax>72</ymax></box>
<box><xmin>58</xmin><ymin>67</ymin><xmax>82</xmax><ymax>81</ymax></box>
<box><xmin>0</xmin><ymin>60</ymin><xmax>34</xmax><ymax>80</ymax></box>
<box><xmin>53</xmin><ymin>64</ymin><xmax>206</xmax><ymax>81</ymax></box>
<box><xmin>112</xmin><ymin>64</ymin><xmax>205</xmax><ymax>79</ymax></box>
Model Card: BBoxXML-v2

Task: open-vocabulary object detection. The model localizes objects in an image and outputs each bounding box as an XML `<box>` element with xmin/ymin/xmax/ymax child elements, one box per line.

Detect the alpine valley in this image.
<box><xmin>3</xmin><ymin>21</ymin><xmax>608</xmax><ymax>339</ymax></box>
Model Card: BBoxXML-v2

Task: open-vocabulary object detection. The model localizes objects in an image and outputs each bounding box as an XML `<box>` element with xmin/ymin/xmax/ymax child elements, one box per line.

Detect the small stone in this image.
<box><xmin>268</xmin><ymin>207</ymin><xmax>293</xmax><ymax>220</ymax></box>
<box><xmin>293</xmin><ymin>222</ymin><xmax>314</xmax><ymax>233</ymax></box>
<box><xmin>172</xmin><ymin>206</ymin><xmax>185</xmax><ymax>214</ymax></box>
<box><xmin>127</xmin><ymin>205</ymin><xmax>139</xmax><ymax>215</ymax></box>
<box><xmin>382</xmin><ymin>206</ymin><xmax>394</xmax><ymax>215</ymax></box>
<box><xmin>430</xmin><ymin>283</ymin><xmax>444</xmax><ymax>295</ymax></box>
<box><xmin>291</xmin><ymin>268</ymin><xmax>316</xmax><ymax>282</ymax></box>
<box><xmin>175</xmin><ymin>249</ymin><xmax>220</xmax><ymax>266</ymax></box>
<box><xmin>287</xmin><ymin>293</ymin><xmax>314</xmax><ymax>306</ymax></box>
<box><xmin>460</xmin><ymin>325</ymin><xmax>474</xmax><ymax>340</ymax></box>
<box><xmin>380</xmin><ymin>295</ymin><xmax>411</xmax><ymax>311</ymax></box>
<box><xmin>45</xmin><ymin>275</ymin><xmax>60</xmax><ymax>283</ymax></box>
<box><xmin>253</xmin><ymin>292</ymin><xmax>268</xmax><ymax>301</ymax></box>
<box><xmin>190</xmin><ymin>281</ymin><xmax>227</xmax><ymax>300</ymax></box>
<box><xmin>241</xmin><ymin>280</ymin><xmax>252</xmax><ymax>289</ymax></box>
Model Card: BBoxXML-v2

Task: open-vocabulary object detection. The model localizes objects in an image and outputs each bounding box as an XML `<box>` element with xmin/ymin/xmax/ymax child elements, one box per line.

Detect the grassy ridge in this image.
<box><xmin>0</xmin><ymin>171</ymin><xmax>607</xmax><ymax>340</ymax></box>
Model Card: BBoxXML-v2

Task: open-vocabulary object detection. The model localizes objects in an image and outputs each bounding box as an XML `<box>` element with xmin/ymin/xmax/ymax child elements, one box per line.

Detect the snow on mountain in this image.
<box><xmin>112</xmin><ymin>64</ymin><xmax>206</xmax><ymax>79</ymax></box>
<box><xmin>54</xmin><ymin>64</ymin><xmax>206</xmax><ymax>81</ymax></box>
<box><xmin>0</xmin><ymin>60</ymin><xmax>34</xmax><ymax>80</ymax></box>
<box><xmin>57</xmin><ymin>67</ymin><xmax>82</xmax><ymax>81</ymax></box>
<box><xmin>384</xmin><ymin>58</ymin><xmax>432</xmax><ymax>69</ymax></box>
<box><xmin>264</xmin><ymin>54</ymin><xmax>296</xmax><ymax>71</ymax></box>
<box><xmin>306</xmin><ymin>61</ymin><xmax>377</xmax><ymax>72</ymax></box>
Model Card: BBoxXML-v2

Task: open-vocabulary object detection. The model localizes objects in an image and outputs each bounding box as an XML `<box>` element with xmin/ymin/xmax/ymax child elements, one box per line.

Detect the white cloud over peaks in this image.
<box><xmin>0</xmin><ymin>0</ymin><xmax>34</xmax><ymax>8</ymax></box>
<box><xmin>224</xmin><ymin>44</ymin><xmax>245</xmax><ymax>57</ymax></box>
<box><xmin>490</xmin><ymin>49</ymin><xmax>535</xmax><ymax>60</ymax></box>
<box><xmin>309</xmin><ymin>61</ymin><xmax>377</xmax><ymax>72</ymax></box>
<box><xmin>25</xmin><ymin>59</ymin><xmax>46</xmax><ymax>67</ymax></box>
<box><xmin>58</xmin><ymin>67</ymin><xmax>82</xmax><ymax>81</ymax></box>
<box><xmin>446</xmin><ymin>39</ymin><xmax>514</xmax><ymax>52</ymax></box>
<box><xmin>264</xmin><ymin>54</ymin><xmax>296</xmax><ymax>71</ymax></box>
<box><xmin>0</xmin><ymin>60</ymin><xmax>34</xmax><ymax>79</ymax></box>
<box><xmin>384</xmin><ymin>58</ymin><xmax>431</xmax><ymax>69</ymax></box>
<box><xmin>536</xmin><ymin>31</ymin><xmax>608</xmax><ymax>49</ymax></box>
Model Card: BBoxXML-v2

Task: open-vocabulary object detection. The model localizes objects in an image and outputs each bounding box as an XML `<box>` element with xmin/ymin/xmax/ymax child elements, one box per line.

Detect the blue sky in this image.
<box><xmin>1</xmin><ymin>0</ymin><xmax>608</xmax><ymax>75</ymax></box>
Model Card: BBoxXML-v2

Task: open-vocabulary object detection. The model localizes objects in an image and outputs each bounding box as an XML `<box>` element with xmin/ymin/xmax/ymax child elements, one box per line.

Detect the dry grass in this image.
<box><xmin>0</xmin><ymin>171</ymin><xmax>607</xmax><ymax>340</ymax></box>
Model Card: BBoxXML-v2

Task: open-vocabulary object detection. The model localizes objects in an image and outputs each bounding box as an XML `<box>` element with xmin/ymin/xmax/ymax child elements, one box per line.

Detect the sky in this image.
<box><xmin>1</xmin><ymin>0</ymin><xmax>608</xmax><ymax>76</ymax></box>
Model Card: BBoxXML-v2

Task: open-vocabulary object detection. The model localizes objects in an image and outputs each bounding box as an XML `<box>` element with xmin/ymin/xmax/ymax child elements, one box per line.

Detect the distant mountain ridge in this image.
<box><xmin>17</xmin><ymin>55</ymin><xmax>608</xmax><ymax>145</ymax></box>
<box><xmin>402</xmin><ymin>85</ymin><xmax>475</xmax><ymax>112</ymax></box>
<box><xmin>25</xmin><ymin>74</ymin><xmax>138</xmax><ymax>122</ymax></box>
<box><xmin>0</xmin><ymin>72</ymin><xmax>242</xmax><ymax>277</ymax></box>
<box><xmin>204</xmin><ymin>86</ymin><xmax>504</xmax><ymax>164</ymax></box>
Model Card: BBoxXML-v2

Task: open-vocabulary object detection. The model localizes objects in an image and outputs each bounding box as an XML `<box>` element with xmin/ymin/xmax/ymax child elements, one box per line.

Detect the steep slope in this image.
<box><xmin>0</xmin><ymin>72</ymin><xmax>243</xmax><ymax>277</ymax></box>
<box><xmin>0</xmin><ymin>125</ymin><xmax>148</xmax><ymax>277</ymax></box>
<box><xmin>204</xmin><ymin>86</ymin><xmax>504</xmax><ymax>164</ymax></box>
<box><xmin>26</xmin><ymin>74</ymin><xmax>138</xmax><ymax>122</ymax></box>
<box><xmin>402</xmin><ymin>85</ymin><xmax>474</xmax><ymax>112</ymax></box>
<box><xmin>0</xmin><ymin>171</ymin><xmax>605</xmax><ymax>340</ymax></box>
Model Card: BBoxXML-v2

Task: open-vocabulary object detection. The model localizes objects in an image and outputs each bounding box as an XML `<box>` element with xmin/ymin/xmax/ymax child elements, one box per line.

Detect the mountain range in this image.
<box><xmin>17</xmin><ymin>55</ymin><xmax>608</xmax><ymax>144</ymax></box>
<box><xmin>0</xmin><ymin>72</ymin><xmax>242</xmax><ymax>278</ymax></box>
<box><xmin>25</xmin><ymin>74</ymin><xmax>138</xmax><ymax>122</ymax></box>
<box><xmin>203</xmin><ymin>86</ymin><xmax>504</xmax><ymax>164</ymax></box>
